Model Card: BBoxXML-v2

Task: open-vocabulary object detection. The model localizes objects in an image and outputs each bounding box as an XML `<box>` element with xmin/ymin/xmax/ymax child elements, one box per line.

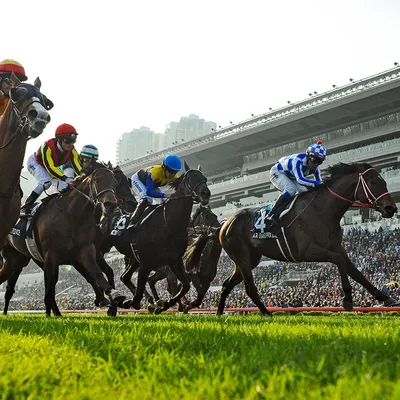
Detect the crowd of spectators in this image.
<box><xmin>1</xmin><ymin>226</ymin><xmax>399</xmax><ymax>311</ymax></box>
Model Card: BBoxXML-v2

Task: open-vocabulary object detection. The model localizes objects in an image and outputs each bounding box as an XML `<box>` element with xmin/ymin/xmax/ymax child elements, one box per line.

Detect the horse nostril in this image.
<box><xmin>28</xmin><ymin>109</ymin><xmax>38</xmax><ymax>120</ymax></box>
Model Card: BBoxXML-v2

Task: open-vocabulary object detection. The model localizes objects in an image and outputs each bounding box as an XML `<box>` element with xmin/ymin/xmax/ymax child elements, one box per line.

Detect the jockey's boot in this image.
<box><xmin>128</xmin><ymin>199</ymin><xmax>149</xmax><ymax>232</ymax></box>
<box><xmin>20</xmin><ymin>191</ymin><xmax>40</xmax><ymax>218</ymax></box>
<box><xmin>265</xmin><ymin>194</ymin><xmax>292</xmax><ymax>225</ymax></box>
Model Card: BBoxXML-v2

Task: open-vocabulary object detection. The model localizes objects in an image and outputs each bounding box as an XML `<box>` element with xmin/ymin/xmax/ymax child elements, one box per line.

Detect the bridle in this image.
<box><xmin>69</xmin><ymin>168</ymin><xmax>116</xmax><ymax>204</ymax></box>
<box><xmin>0</xmin><ymin>85</ymin><xmax>51</xmax><ymax>149</ymax></box>
<box><xmin>172</xmin><ymin>169</ymin><xmax>208</xmax><ymax>202</ymax></box>
<box><xmin>162</xmin><ymin>169</ymin><xmax>208</xmax><ymax>239</ymax></box>
<box><xmin>327</xmin><ymin>168</ymin><xmax>390</xmax><ymax>209</ymax></box>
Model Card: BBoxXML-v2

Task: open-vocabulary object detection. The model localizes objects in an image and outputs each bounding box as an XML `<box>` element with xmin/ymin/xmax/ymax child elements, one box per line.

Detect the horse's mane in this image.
<box><xmin>323</xmin><ymin>162</ymin><xmax>373</xmax><ymax>186</ymax></box>
<box><xmin>169</xmin><ymin>174</ymin><xmax>184</xmax><ymax>191</ymax></box>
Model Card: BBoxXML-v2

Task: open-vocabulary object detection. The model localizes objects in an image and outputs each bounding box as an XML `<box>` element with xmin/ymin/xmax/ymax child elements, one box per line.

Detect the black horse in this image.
<box><xmin>147</xmin><ymin>204</ymin><xmax>223</xmax><ymax>311</ymax></box>
<box><xmin>99</xmin><ymin>162</ymin><xmax>211</xmax><ymax>313</ymax></box>
<box><xmin>214</xmin><ymin>163</ymin><xmax>399</xmax><ymax>315</ymax></box>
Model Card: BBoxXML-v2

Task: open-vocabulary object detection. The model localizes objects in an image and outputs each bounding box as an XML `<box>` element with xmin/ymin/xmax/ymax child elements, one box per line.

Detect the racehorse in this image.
<box><xmin>0</xmin><ymin>73</ymin><xmax>53</xmax><ymax>245</ymax></box>
<box><xmin>0</xmin><ymin>165</ymin><xmax>135</xmax><ymax>314</ymax></box>
<box><xmin>120</xmin><ymin>162</ymin><xmax>210</xmax><ymax>313</ymax></box>
<box><xmin>113</xmin><ymin>166</ymin><xmax>137</xmax><ymax>213</ymax></box>
<box><xmin>147</xmin><ymin>204</ymin><xmax>223</xmax><ymax>311</ymax></box>
<box><xmin>216</xmin><ymin>162</ymin><xmax>399</xmax><ymax>315</ymax></box>
<box><xmin>0</xmin><ymin>162</ymin><xmax>126</xmax><ymax>316</ymax></box>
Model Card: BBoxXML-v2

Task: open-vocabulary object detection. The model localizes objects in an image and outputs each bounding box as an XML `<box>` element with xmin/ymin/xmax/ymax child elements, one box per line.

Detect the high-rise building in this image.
<box><xmin>164</xmin><ymin>114</ymin><xmax>217</xmax><ymax>148</ymax></box>
<box><xmin>116</xmin><ymin>126</ymin><xmax>156</xmax><ymax>164</ymax></box>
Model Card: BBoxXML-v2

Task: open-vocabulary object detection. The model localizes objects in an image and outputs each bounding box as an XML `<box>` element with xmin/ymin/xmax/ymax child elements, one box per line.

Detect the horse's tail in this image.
<box><xmin>183</xmin><ymin>233</ymin><xmax>210</xmax><ymax>273</ymax></box>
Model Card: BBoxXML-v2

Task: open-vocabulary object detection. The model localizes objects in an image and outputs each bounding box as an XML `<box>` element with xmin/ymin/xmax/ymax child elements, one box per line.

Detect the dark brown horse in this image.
<box><xmin>1</xmin><ymin>165</ymin><xmax>135</xmax><ymax>314</ymax></box>
<box><xmin>120</xmin><ymin>163</ymin><xmax>211</xmax><ymax>313</ymax></box>
<box><xmin>0</xmin><ymin>73</ymin><xmax>53</xmax><ymax>245</ymax></box>
<box><xmin>0</xmin><ymin>162</ymin><xmax>126</xmax><ymax>316</ymax></box>
<box><xmin>216</xmin><ymin>163</ymin><xmax>399</xmax><ymax>315</ymax></box>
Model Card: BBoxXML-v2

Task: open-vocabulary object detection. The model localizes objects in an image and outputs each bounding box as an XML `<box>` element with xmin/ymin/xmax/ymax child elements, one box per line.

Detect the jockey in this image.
<box><xmin>61</xmin><ymin>144</ymin><xmax>99</xmax><ymax>177</ymax></box>
<box><xmin>0</xmin><ymin>59</ymin><xmax>28</xmax><ymax>117</ymax></box>
<box><xmin>21</xmin><ymin>123</ymin><xmax>82</xmax><ymax>215</ymax></box>
<box><xmin>265</xmin><ymin>140</ymin><xmax>326</xmax><ymax>224</ymax></box>
<box><xmin>129</xmin><ymin>154</ymin><xmax>182</xmax><ymax>230</ymax></box>
<box><xmin>50</xmin><ymin>145</ymin><xmax>99</xmax><ymax>194</ymax></box>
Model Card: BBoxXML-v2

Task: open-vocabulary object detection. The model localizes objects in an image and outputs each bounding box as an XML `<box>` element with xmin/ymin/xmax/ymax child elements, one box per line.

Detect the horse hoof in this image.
<box><xmin>343</xmin><ymin>300</ymin><xmax>354</xmax><ymax>311</ymax></box>
<box><xmin>122</xmin><ymin>299</ymin><xmax>132</xmax><ymax>309</ymax></box>
<box><xmin>109</xmin><ymin>289</ymin><xmax>126</xmax><ymax>305</ymax></box>
<box><xmin>154</xmin><ymin>307</ymin><xmax>163</xmax><ymax>315</ymax></box>
<box><xmin>131</xmin><ymin>302</ymin><xmax>141</xmax><ymax>310</ymax></box>
<box><xmin>98</xmin><ymin>299</ymin><xmax>111</xmax><ymax>307</ymax></box>
<box><xmin>107</xmin><ymin>308</ymin><xmax>118</xmax><ymax>317</ymax></box>
<box><xmin>384</xmin><ymin>297</ymin><xmax>400</xmax><ymax>307</ymax></box>
<box><xmin>157</xmin><ymin>300</ymin><xmax>168</xmax><ymax>308</ymax></box>
<box><xmin>147</xmin><ymin>305</ymin><xmax>156</xmax><ymax>314</ymax></box>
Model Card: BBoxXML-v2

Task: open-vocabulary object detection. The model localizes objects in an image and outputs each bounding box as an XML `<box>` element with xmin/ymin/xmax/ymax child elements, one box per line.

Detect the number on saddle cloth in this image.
<box><xmin>252</xmin><ymin>205</ymin><xmax>278</xmax><ymax>240</ymax></box>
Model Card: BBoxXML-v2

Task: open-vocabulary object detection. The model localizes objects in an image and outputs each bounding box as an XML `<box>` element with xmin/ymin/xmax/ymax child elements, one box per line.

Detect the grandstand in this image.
<box><xmin>120</xmin><ymin>66</ymin><xmax>400</xmax><ymax>222</ymax></box>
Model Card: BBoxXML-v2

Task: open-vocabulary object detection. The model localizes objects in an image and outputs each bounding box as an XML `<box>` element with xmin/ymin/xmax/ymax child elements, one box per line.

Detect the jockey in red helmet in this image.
<box><xmin>21</xmin><ymin>123</ymin><xmax>83</xmax><ymax>216</ymax></box>
<box><xmin>0</xmin><ymin>59</ymin><xmax>28</xmax><ymax>117</ymax></box>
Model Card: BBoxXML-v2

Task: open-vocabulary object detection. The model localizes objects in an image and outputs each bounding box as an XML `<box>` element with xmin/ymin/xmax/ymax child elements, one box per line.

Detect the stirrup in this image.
<box><xmin>19</xmin><ymin>207</ymin><xmax>32</xmax><ymax>218</ymax></box>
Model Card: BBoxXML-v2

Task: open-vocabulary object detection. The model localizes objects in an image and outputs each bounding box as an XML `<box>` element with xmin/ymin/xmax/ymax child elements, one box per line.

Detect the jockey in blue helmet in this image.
<box><xmin>265</xmin><ymin>140</ymin><xmax>327</xmax><ymax>225</ymax></box>
<box><xmin>129</xmin><ymin>154</ymin><xmax>182</xmax><ymax>230</ymax></box>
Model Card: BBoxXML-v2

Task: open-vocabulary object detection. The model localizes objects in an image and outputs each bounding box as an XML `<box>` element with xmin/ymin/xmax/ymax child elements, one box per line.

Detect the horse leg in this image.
<box><xmin>72</xmin><ymin>262</ymin><xmax>110</xmax><ymax>307</ymax></box>
<box><xmin>155</xmin><ymin>260</ymin><xmax>190</xmax><ymax>314</ymax></box>
<box><xmin>217</xmin><ymin>267</ymin><xmax>245</xmax><ymax>315</ymax></box>
<box><xmin>3</xmin><ymin>262</ymin><xmax>27</xmax><ymax>315</ymax></box>
<box><xmin>335</xmin><ymin>245</ymin><xmax>399</xmax><ymax>306</ymax></box>
<box><xmin>305</xmin><ymin>243</ymin><xmax>353</xmax><ymax>310</ymax></box>
<box><xmin>0</xmin><ymin>247</ymin><xmax>30</xmax><ymax>315</ymax></box>
<box><xmin>186</xmin><ymin>275</ymin><xmax>209</xmax><ymax>311</ymax></box>
<box><xmin>96</xmin><ymin>252</ymin><xmax>115</xmax><ymax>288</ymax></box>
<box><xmin>43</xmin><ymin>257</ymin><xmax>61</xmax><ymax>317</ymax></box>
<box><xmin>148</xmin><ymin>269</ymin><xmax>167</xmax><ymax>304</ymax></box>
<box><xmin>129</xmin><ymin>264</ymin><xmax>152</xmax><ymax>310</ymax></box>
<box><xmin>78</xmin><ymin>244</ymin><xmax>125</xmax><ymax>305</ymax></box>
<box><xmin>120</xmin><ymin>258</ymin><xmax>139</xmax><ymax>298</ymax></box>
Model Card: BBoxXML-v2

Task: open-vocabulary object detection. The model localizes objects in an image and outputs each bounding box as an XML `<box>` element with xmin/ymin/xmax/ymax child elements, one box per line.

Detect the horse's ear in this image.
<box><xmin>34</xmin><ymin>77</ymin><xmax>41</xmax><ymax>90</ymax></box>
<box><xmin>197</xmin><ymin>164</ymin><xmax>202</xmax><ymax>171</ymax></box>
<box><xmin>11</xmin><ymin>72</ymin><xmax>21</xmax><ymax>88</ymax></box>
<box><xmin>43</xmin><ymin>94</ymin><xmax>54</xmax><ymax>110</ymax></box>
<box><xmin>184</xmin><ymin>161</ymin><xmax>190</xmax><ymax>171</ymax></box>
<box><xmin>107</xmin><ymin>161</ymin><xmax>113</xmax><ymax>169</ymax></box>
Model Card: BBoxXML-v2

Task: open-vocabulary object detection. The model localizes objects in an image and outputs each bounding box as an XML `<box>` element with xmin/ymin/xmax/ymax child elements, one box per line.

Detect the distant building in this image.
<box><xmin>116</xmin><ymin>126</ymin><xmax>158</xmax><ymax>164</ymax></box>
<box><xmin>164</xmin><ymin>114</ymin><xmax>217</xmax><ymax>148</ymax></box>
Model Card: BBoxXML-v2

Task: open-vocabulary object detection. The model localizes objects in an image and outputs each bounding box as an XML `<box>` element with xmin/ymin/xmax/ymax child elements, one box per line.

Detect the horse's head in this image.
<box><xmin>113</xmin><ymin>165</ymin><xmax>137</xmax><ymax>213</ymax></box>
<box><xmin>197</xmin><ymin>204</ymin><xmax>220</xmax><ymax>227</ymax></box>
<box><xmin>8</xmin><ymin>72</ymin><xmax>53</xmax><ymax>138</ymax></box>
<box><xmin>172</xmin><ymin>161</ymin><xmax>211</xmax><ymax>205</ymax></box>
<box><xmin>83</xmin><ymin>163</ymin><xmax>118</xmax><ymax>215</ymax></box>
<box><xmin>326</xmin><ymin>163</ymin><xmax>397</xmax><ymax>218</ymax></box>
<box><xmin>356</xmin><ymin>167</ymin><xmax>397</xmax><ymax>218</ymax></box>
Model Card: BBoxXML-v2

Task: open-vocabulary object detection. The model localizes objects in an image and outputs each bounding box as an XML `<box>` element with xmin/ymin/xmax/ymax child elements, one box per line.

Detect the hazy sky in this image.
<box><xmin>6</xmin><ymin>0</ymin><xmax>400</xmax><ymax>165</ymax></box>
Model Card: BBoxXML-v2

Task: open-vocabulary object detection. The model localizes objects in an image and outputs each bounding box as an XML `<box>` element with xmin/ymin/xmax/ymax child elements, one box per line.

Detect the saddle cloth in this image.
<box><xmin>10</xmin><ymin>202</ymin><xmax>44</xmax><ymax>262</ymax></box>
<box><xmin>252</xmin><ymin>196</ymin><xmax>298</xmax><ymax>240</ymax></box>
<box><xmin>110</xmin><ymin>205</ymin><xmax>160</xmax><ymax>236</ymax></box>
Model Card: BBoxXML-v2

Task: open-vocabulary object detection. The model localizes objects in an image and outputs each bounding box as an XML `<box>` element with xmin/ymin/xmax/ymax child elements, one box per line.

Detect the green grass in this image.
<box><xmin>0</xmin><ymin>314</ymin><xmax>399</xmax><ymax>399</ymax></box>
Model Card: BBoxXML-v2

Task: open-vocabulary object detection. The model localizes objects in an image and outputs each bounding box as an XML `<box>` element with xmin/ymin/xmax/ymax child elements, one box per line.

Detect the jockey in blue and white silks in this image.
<box><xmin>265</xmin><ymin>140</ymin><xmax>327</xmax><ymax>224</ymax></box>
